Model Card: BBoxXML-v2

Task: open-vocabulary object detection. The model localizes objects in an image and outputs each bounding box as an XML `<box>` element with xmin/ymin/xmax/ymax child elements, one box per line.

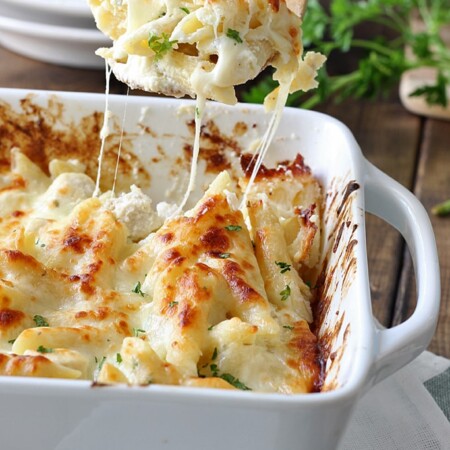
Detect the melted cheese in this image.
<box><xmin>89</xmin><ymin>0</ymin><xmax>325</xmax><ymax>209</ymax></box>
<box><xmin>88</xmin><ymin>0</ymin><xmax>325</xmax><ymax>104</ymax></box>
<box><xmin>0</xmin><ymin>152</ymin><xmax>322</xmax><ymax>393</ymax></box>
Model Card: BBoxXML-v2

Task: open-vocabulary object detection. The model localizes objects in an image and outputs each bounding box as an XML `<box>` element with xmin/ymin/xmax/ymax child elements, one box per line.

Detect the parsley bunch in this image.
<box><xmin>241</xmin><ymin>0</ymin><xmax>450</xmax><ymax>109</ymax></box>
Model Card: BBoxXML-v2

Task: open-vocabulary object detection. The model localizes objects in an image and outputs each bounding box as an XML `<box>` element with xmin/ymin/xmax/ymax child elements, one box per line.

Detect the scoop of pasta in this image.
<box><xmin>88</xmin><ymin>0</ymin><xmax>324</xmax><ymax>106</ymax></box>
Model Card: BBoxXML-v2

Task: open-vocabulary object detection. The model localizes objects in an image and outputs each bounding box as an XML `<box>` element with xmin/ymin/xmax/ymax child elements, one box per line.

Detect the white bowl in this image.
<box><xmin>0</xmin><ymin>88</ymin><xmax>440</xmax><ymax>450</ymax></box>
<box><xmin>0</xmin><ymin>0</ymin><xmax>93</xmax><ymax>28</ymax></box>
<box><xmin>0</xmin><ymin>15</ymin><xmax>109</xmax><ymax>69</ymax></box>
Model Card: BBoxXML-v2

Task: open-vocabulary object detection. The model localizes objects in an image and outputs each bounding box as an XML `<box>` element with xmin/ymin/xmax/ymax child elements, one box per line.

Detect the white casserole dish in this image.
<box><xmin>0</xmin><ymin>88</ymin><xmax>440</xmax><ymax>450</ymax></box>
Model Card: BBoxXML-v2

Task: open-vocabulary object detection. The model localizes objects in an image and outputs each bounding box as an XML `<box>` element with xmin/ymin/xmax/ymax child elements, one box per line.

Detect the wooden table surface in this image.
<box><xmin>0</xmin><ymin>46</ymin><xmax>449</xmax><ymax>358</ymax></box>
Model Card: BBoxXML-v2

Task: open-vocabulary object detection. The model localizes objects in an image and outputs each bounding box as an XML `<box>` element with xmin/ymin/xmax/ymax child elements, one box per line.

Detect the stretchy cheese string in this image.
<box><xmin>112</xmin><ymin>87</ymin><xmax>130</xmax><ymax>195</ymax></box>
<box><xmin>240</xmin><ymin>80</ymin><xmax>292</xmax><ymax>210</ymax></box>
<box><xmin>172</xmin><ymin>95</ymin><xmax>206</xmax><ymax>217</ymax></box>
<box><xmin>93</xmin><ymin>61</ymin><xmax>113</xmax><ymax>197</ymax></box>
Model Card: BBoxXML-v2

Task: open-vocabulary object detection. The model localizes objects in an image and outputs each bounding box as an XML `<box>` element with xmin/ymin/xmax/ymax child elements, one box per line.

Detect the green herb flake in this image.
<box><xmin>148</xmin><ymin>32</ymin><xmax>178</xmax><ymax>61</ymax></box>
<box><xmin>210</xmin><ymin>363</ymin><xmax>219</xmax><ymax>377</ymax></box>
<box><xmin>132</xmin><ymin>281</ymin><xmax>145</xmax><ymax>297</ymax></box>
<box><xmin>8</xmin><ymin>339</ymin><xmax>16</xmax><ymax>345</ymax></box>
<box><xmin>180</xmin><ymin>6</ymin><xmax>190</xmax><ymax>14</ymax></box>
<box><xmin>226</xmin><ymin>28</ymin><xmax>243</xmax><ymax>44</ymax></box>
<box><xmin>219</xmin><ymin>373</ymin><xmax>251</xmax><ymax>391</ymax></box>
<box><xmin>98</xmin><ymin>356</ymin><xmax>106</xmax><ymax>371</ymax></box>
<box><xmin>432</xmin><ymin>199</ymin><xmax>450</xmax><ymax>217</ymax></box>
<box><xmin>37</xmin><ymin>345</ymin><xmax>53</xmax><ymax>354</ymax></box>
<box><xmin>33</xmin><ymin>315</ymin><xmax>49</xmax><ymax>327</ymax></box>
<box><xmin>218</xmin><ymin>253</ymin><xmax>231</xmax><ymax>259</ymax></box>
<box><xmin>275</xmin><ymin>261</ymin><xmax>291</xmax><ymax>274</ymax></box>
<box><xmin>133</xmin><ymin>328</ymin><xmax>146</xmax><ymax>337</ymax></box>
<box><xmin>207</xmin><ymin>325</ymin><xmax>214</xmax><ymax>331</ymax></box>
<box><xmin>116</xmin><ymin>353</ymin><xmax>123</xmax><ymax>364</ymax></box>
<box><xmin>212</xmin><ymin>347</ymin><xmax>218</xmax><ymax>361</ymax></box>
<box><xmin>280</xmin><ymin>285</ymin><xmax>291</xmax><ymax>301</ymax></box>
<box><xmin>283</xmin><ymin>325</ymin><xmax>294</xmax><ymax>330</ymax></box>
<box><xmin>168</xmin><ymin>301</ymin><xmax>179</xmax><ymax>308</ymax></box>
<box><xmin>225</xmin><ymin>225</ymin><xmax>242</xmax><ymax>232</ymax></box>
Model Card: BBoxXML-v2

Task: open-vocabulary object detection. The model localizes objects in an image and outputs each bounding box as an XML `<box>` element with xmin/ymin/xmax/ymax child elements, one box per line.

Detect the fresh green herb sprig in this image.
<box><xmin>132</xmin><ymin>281</ymin><xmax>146</xmax><ymax>297</ymax></box>
<box><xmin>33</xmin><ymin>315</ymin><xmax>49</xmax><ymax>327</ymax></box>
<box><xmin>280</xmin><ymin>285</ymin><xmax>291</xmax><ymax>301</ymax></box>
<box><xmin>275</xmin><ymin>261</ymin><xmax>291</xmax><ymax>274</ymax></box>
<box><xmin>148</xmin><ymin>33</ymin><xmax>178</xmax><ymax>61</ymax></box>
<box><xmin>219</xmin><ymin>373</ymin><xmax>251</xmax><ymax>390</ymax></box>
<box><xmin>133</xmin><ymin>328</ymin><xmax>146</xmax><ymax>337</ymax></box>
<box><xmin>241</xmin><ymin>0</ymin><xmax>450</xmax><ymax>109</ymax></box>
<box><xmin>225</xmin><ymin>225</ymin><xmax>242</xmax><ymax>232</ymax></box>
<box><xmin>226</xmin><ymin>28</ymin><xmax>243</xmax><ymax>44</ymax></box>
<box><xmin>37</xmin><ymin>345</ymin><xmax>53</xmax><ymax>354</ymax></box>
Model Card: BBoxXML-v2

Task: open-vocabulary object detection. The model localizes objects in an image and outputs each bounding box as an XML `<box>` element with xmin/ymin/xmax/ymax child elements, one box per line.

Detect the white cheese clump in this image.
<box><xmin>103</xmin><ymin>185</ymin><xmax>162</xmax><ymax>241</ymax></box>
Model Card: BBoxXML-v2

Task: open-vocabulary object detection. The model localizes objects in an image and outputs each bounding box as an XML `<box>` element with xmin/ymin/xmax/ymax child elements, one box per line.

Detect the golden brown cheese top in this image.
<box><xmin>0</xmin><ymin>151</ymin><xmax>323</xmax><ymax>393</ymax></box>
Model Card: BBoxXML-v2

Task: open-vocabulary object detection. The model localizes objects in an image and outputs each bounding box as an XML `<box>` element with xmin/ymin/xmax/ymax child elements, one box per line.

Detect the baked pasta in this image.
<box><xmin>88</xmin><ymin>0</ymin><xmax>325</xmax><ymax>106</ymax></box>
<box><xmin>0</xmin><ymin>150</ymin><xmax>323</xmax><ymax>393</ymax></box>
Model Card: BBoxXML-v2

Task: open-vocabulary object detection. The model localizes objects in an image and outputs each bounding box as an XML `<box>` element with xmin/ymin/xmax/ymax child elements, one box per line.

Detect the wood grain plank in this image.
<box><xmin>0</xmin><ymin>47</ymin><xmax>123</xmax><ymax>94</ymax></box>
<box><xmin>393</xmin><ymin>118</ymin><xmax>450</xmax><ymax>357</ymax></box>
<box><xmin>317</xmin><ymin>97</ymin><xmax>421</xmax><ymax>326</ymax></box>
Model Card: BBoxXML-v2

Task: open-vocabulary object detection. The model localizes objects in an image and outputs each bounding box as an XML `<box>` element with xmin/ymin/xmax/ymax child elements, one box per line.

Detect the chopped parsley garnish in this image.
<box><xmin>283</xmin><ymin>325</ymin><xmax>294</xmax><ymax>330</ymax></box>
<box><xmin>280</xmin><ymin>285</ymin><xmax>291</xmax><ymax>301</ymax></box>
<box><xmin>180</xmin><ymin>6</ymin><xmax>190</xmax><ymax>13</ymax></box>
<box><xmin>116</xmin><ymin>353</ymin><xmax>123</xmax><ymax>364</ymax></box>
<box><xmin>98</xmin><ymin>356</ymin><xmax>106</xmax><ymax>371</ymax></box>
<box><xmin>168</xmin><ymin>301</ymin><xmax>179</xmax><ymax>308</ymax></box>
<box><xmin>275</xmin><ymin>261</ymin><xmax>291</xmax><ymax>274</ymax></box>
<box><xmin>207</xmin><ymin>325</ymin><xmax>214</xmax><ymax>331</ymax></box>
<box><xmin>7</xmin><ymin>339</ymin><xmax>16</xmax><ymax>345</ymax></box>
<box><xmin>225</xmin><ymin>225</ymin><xmax>242</xmax><ymax>232</ymax></box>
<box><xmin>35</xmin><ymin>238</ymin><xmax>45</xmax><ymax>248</ymax></box>
<box><xmin>33</xmin><ymin>315</ymin><xmax>49</xmax><ymax>327</ymax></box>
<box><xmin>148</xmin><ymin>33</ymin><xmax>177</xmax><ymax>61</ymax></box>
<box><xmin>226</xmin><ymin>28</ymin><xmax>243</xmax><ymax>44</ymax></box>
<box><xmin>212</xmin><ymin>347</ymin><xmax>218</xmax><ymax>361</ymax></box>
<box><xmin>132</xmin><ymin>281</ymin><xmax>145</xmax><ymax>297</ymax></box>
<box><xmin>37</xmin><ymin>345</ymin><xmax>53</xmax><ymax>354</ymax></box>
<box><xmin>195</xmin><ymin>107</ymin><xmax>200</xmax><ymax>118</ymax></box>
<box><xmin>218</xmin><ymin>253</ymin><xmax>230</xmax><ymax>259</ymax></box>
<box><xmin>133</xmin><ymin>328</ymin><xmax>146</xmax><ymax>337</ymax></box>
<box><xmin>219</xmin><ymin>373</ymin><xmax>251</xmax><ymax>391</ymax></box>
<box><xmin>210</xmin><ymin>363</ymin><xmax>219</xmax><ymax>377</ymax></box>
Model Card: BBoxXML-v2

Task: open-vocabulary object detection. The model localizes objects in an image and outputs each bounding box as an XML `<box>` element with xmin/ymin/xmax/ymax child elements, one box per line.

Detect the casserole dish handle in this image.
<box><xmin>364</xmin><ymin>161</ymin><xmax>440</xmax><ymax>384</ymax></box>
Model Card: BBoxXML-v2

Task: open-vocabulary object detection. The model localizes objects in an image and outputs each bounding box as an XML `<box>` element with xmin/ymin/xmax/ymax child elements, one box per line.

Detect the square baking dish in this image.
<box><xmin>0</xmin><ymin>88</ymin><xmax>440</xmax><ymax>450</ymax></box>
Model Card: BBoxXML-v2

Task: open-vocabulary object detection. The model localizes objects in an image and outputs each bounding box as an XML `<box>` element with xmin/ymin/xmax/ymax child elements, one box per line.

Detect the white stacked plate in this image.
<box><xmin>0</xmin><ymin>0</ymin><xmax>110</xmax><ymax>69</ymax></box>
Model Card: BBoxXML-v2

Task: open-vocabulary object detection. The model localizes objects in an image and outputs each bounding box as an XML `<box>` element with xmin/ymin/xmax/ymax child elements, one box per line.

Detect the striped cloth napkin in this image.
<box><xmin>340</xmin><ymin>351</ymin><xmax>450</xmax><ymax>449</ymax></box>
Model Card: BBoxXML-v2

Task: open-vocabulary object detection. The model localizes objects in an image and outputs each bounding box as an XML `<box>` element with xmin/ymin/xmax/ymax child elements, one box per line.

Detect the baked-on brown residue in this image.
<box><xmin>0</xmin><ymin>95</ymin><xmax>150</xmax><ymax>193</ymax></box>
<box><xmin>312</xmin><ymin>178</ymin><xmax>361</xmax><ymax>391</ymax></box>
<box><xmin>184</xmin><ymin>119</ymin><xmax>241</xmax><ymax>173</ymax></box>
<box><xmin>240</xmin><ymin>153</ymin><xmax>311</xmax><ymax>180</ymax></box>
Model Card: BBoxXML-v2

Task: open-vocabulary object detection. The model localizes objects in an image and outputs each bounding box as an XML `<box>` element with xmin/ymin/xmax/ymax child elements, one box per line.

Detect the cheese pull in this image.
<box><xmin>89</xmin><ymin>0</ymin><xmax>322</xmax><ymax>104</ymax></box>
